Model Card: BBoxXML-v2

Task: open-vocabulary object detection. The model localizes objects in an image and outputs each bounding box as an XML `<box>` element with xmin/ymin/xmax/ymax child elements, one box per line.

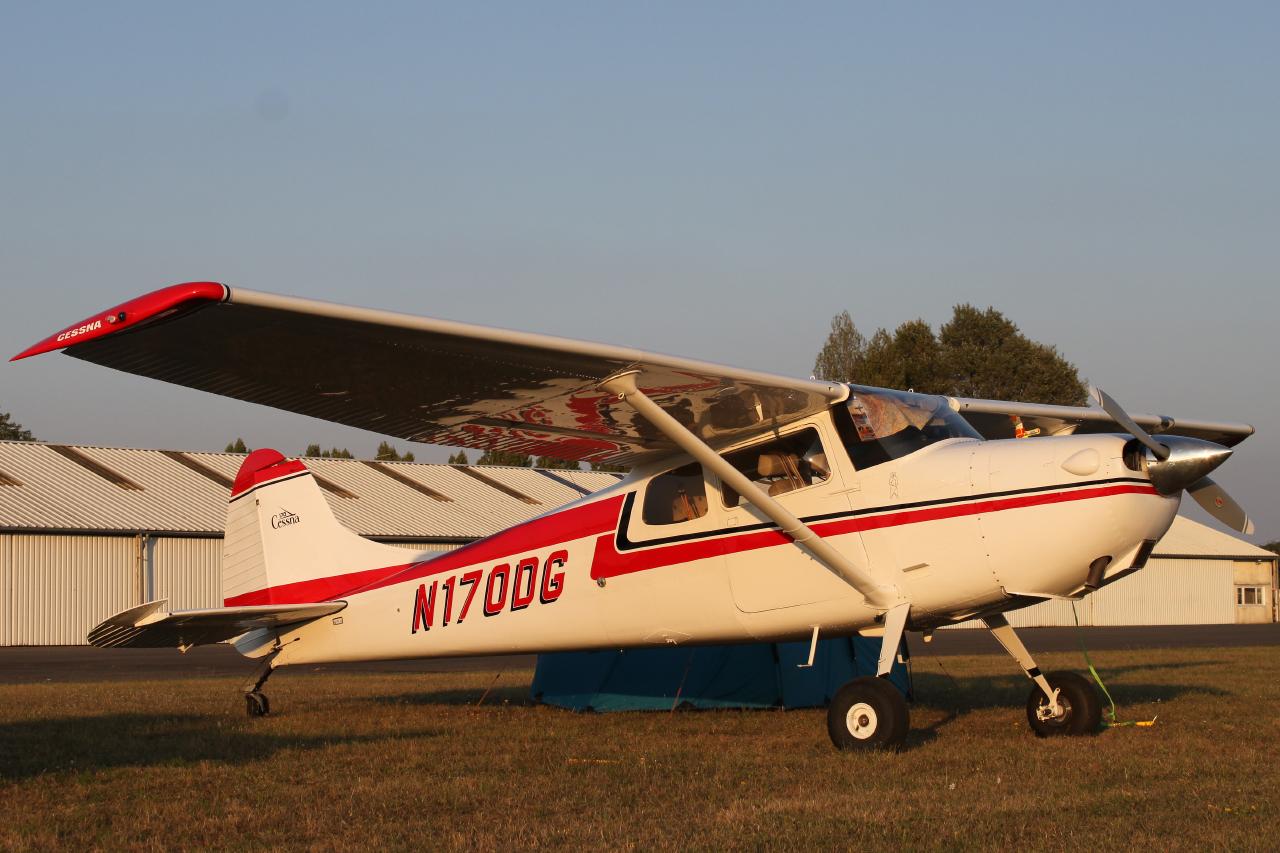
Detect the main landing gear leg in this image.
<box><xmin>982</xmin><ymin>614</ymin><xmax>1101</xmax><ymax>737</ymax></box>
<box><xmin>242</xmin><ymin>651</ymin><xmax>279</xmax><ymax>717</ymax></box>
<box><xmin>828</xmin><ymin>602</ymin><xmax>912</xmax><ymax>751</ymax></box>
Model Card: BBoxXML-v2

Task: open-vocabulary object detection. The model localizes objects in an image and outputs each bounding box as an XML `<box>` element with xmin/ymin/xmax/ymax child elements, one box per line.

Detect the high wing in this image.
<box><xmin>87</xmin><ymin>599</ymin><xmax>347</xmax><ymax>649</ymax></box>
<box><xmin>13</xmin><ymin>283</ymin><xmax>845</xmax><ymax>466</ymax></box>
<box><xmin>953</xmin><ymin>395</ymin><xmax>1253</xmax><ymax>448</ymax></box>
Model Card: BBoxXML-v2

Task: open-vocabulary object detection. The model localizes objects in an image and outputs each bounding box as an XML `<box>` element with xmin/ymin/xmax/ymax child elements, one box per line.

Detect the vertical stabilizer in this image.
<box><xmin>222</xmin><ymin>450</ymin><xmax>412</xmax><ymax>606</ymax></box>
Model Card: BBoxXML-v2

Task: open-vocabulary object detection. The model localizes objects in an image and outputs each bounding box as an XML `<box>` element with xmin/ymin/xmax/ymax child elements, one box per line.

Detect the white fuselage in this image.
<box><xmin>250</xmin><ymin>411</ymin><xmax>1177</xmax><ymax>666</ymax></box>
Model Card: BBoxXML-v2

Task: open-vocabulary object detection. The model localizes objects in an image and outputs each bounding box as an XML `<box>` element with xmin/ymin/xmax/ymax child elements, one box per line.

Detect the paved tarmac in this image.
<box><xmin>1</xmin><ymin>624</ymin><xmax>1276</xmax><ymax>684</ymax></box>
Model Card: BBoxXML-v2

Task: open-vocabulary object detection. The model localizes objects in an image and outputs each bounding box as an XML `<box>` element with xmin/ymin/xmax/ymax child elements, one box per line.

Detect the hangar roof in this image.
<box><xmin>0</xmin><ymin>441</ymin><xmax>623</xmax><ymax>540</ymax></box>
<box><xmin>1153</xmin><ymin>515</ymin><xmax>1275</xmax><ymax>560</ymax></box>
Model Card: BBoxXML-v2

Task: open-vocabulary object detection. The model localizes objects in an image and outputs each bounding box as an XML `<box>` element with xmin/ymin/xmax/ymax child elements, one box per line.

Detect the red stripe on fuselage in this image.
<box><xmin>588</xmin><ymin>483</ymin><xmax>1159</xmax><ymax>579</ymax></box>
<box><xmin>224</xmin><ymin>482</ymin><xmax>1158</xmax><ymax>606</ymax></box>
<box><xmin>223</xmin><ymin>563</ymin><xmax>412</xmax><ymax>607</ymax></box>
<box><xmin>222</xmin><ymin>494</ymin><xmax>625</xmax><ymax>606</ymax></box>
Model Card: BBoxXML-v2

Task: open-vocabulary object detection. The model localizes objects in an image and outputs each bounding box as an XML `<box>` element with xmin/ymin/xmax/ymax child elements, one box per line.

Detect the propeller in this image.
<box><xmin>1092</xmin><ymin>386</ymin><xmax>1170</xmax><ymax>461</ymax></box>
<box><xmin>1091</xmin><ymin>386</ymin><xmax>1254</xmax><ymax>535</ymax></box>
<box><xmin>1187</xmin><ymin>477</ymin><xmax>1255</xmax><ymax>536</ymax></box>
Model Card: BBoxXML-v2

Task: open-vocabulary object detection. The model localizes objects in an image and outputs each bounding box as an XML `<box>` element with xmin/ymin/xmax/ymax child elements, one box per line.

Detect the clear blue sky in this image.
<box><xmin>3</xmin><ymin>2</ymin><xmax>1277</xmax><ymax>539</ymax></box>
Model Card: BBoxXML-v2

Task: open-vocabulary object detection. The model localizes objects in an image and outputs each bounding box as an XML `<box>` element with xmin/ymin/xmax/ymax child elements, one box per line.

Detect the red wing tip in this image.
<box><xmin>11</xmin><ymin>281</ymin><xmax>228</xmax><ymax>361</ymax></box>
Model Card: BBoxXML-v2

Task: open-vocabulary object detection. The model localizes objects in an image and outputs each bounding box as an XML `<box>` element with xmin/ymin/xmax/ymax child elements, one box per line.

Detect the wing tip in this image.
<box><xmin>11</xmin><ymin>281</ymin><xmax>229</xmax><ymax>362</ymax></box>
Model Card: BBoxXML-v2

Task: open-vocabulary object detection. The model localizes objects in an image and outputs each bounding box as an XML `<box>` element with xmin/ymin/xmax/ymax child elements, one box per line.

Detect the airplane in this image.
<box><xmin>12</xmin><ymin>282</ymin><xmax>1255</xmax><ymax>750</ymax></box>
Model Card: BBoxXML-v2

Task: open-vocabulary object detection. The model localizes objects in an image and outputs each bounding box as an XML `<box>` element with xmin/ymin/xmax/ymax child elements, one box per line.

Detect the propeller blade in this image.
<box><xmin>1092</xmin><ymin>386</ymin><xmax>1170</xmax><ymax>461</ymax></box>
<box><xmin>1090</xmin><ymin>387</ymin><xmax>1251</xmax><ymax>534</ymax></box>
<box><xmin>1187</xmin><ymin>476</ymin><xmax>1255</xmax><ymax>535</ymax></box>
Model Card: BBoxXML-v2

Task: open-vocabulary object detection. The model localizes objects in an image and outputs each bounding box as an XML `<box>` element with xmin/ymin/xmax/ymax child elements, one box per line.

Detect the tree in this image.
<box><xmin>812</xmin><ymin>311</ymin><xmax>866</xmax><ymax>382</ymax></box>
<box><xmin>857</xmin><ymin>328</ymin><xmax>895</xmax><ymax>387</ymax></box>
<box><xmin>224</xmin><ymin>438</ymin><xmax>249</xmax><ymax>453</ymax></box>
<box><xmin>477</xmin><ymin>449</ymin><xmax>533</xmax><ymax>466</ymax></box>
<box><xmin>0</xmin><ymin>408</ymin><xmax>35</xmax><ymax>441</ymax></box>
<box><xmin>303</xmin><ymin>444</ymin><xmax>353</xmax><ymax>459</ymax></box>
<box><xmin>446</xmin><ymin>450</ymin><xmax>470</xmax><ymax>465</ymax></box>
<box><xmin>535</xmin><ymin>456</ymin><xmax>581</xmax><ymax>470</ymax></box>
<box><xmin>375</xmin><ymin>441</ymin><xmax>415</xmax><ymax>462</ymax></box>
<box><xmin>812</xmin><ymin>305</ymin><xmax>1086</xmax><ymax>405</ymax></box>
<box><xmin>888</xmin><ymin>319</ymin><xmax>945</xmax><ymax>392</ymax></box>
<box><xmin>1263</xmin><ymin>541</ymin><xmax>1280</xmax><ymax>557</ymax></box>
<box><xmin>590</xmin><ymin>460</ymin><xmax>629</xmax><ymax>473</ymax></box>
<box><xmin>938</xmin><ymin>305</ymin><xmax>1086</xmax><ymax>405</ymax></box>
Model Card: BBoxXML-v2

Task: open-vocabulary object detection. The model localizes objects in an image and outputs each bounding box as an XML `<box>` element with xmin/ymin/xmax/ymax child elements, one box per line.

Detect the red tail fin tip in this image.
<box><xmin>231</xmin><ymin>449</ymin><xmax>308</xmax><ymax>499</ymax></box>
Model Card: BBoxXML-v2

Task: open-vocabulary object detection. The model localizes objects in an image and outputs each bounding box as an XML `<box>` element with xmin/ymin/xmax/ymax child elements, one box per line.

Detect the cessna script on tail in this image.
<box><xmin>13</xmin><ymin>283</ymin><xmax>1255</xmax><ymax>750</ymax></box>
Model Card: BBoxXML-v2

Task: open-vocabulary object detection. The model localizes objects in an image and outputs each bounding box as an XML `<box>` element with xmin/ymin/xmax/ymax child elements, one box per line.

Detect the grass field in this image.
<box><xmin>2</xmin><ymin>645</ymin><xmax>1277</xmax><ymax>850</ymax></box>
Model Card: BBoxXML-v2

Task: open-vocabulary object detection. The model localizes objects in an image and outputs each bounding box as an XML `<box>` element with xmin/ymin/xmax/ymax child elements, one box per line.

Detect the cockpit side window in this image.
<box><xmin>641</xmin><ymin>462</ymin><xmax>708</xmax><ymax>525</ymax></box>
<box><xmin>834</xmin><ymin>385</ymin><xmax>982</xmax><ymax>471</ymax></box>
<box><xmin>720</xmin><ymin>427</ymin><xmax>830</xmax><ymax>508</ymax></box>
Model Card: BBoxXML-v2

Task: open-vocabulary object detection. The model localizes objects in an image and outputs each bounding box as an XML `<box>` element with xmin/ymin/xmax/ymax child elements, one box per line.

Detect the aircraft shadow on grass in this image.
<box><xmin>364</xmin><ymin>659</ymin><xmax>1227</xmax><ymax>712</ymax></box>
<box><xmin>368</xmin><ymin>684</ymin><xmax>534</xmax><ymax>708</ymax></box>
<box><xmin>901</xmin><ymin>666</ymin><xmax>1232</xmax><ymax>749</ymax></box>
<box><xmin>0</xmin><ymin>713</ymin><xmax>442</xmax><ymax>782</ymax></box>
<box><xmin>908</xmin><ymin>671</ymin><xmax>1227</xmax><ymax>721</ymax></box>
<box><xmin>293</xmin><ymin>665</ymin><xmax>1232</xmax><ymax>755</ymax></box>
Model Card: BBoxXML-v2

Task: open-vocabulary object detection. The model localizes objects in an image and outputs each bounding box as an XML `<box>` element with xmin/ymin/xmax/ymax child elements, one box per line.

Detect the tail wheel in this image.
<box><xmin>827</xmin><ymin>676</ymin><xmax>909</xmax><ymax>751</ymax></box>
<box><xmin>245</xmin><ymin>691</ymin><xmax>270</xmax><ymax>717</ymax></box>
<box><xmin>1026</xmin><ymin>671</ymin><xmax>1101</xmax><ymax>737</ymax></box>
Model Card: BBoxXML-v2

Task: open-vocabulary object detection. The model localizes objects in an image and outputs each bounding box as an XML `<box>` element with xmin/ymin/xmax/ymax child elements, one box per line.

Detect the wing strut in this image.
<box><xmin>600</xmin><ymin>371</ymin><xmax>898</xmax><ymax>610</ymax></box>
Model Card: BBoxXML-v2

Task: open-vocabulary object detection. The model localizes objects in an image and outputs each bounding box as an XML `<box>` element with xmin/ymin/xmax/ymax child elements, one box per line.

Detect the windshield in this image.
<box><xmin>835</xmin><ymin>385</ymin><xmax>982</xmax><ymax>470</ymax></box>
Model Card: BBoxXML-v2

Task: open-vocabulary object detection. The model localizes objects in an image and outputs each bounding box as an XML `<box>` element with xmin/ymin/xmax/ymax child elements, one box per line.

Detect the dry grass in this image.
<box><xmin>2</xmin><ymin>646</ymin><xmax>1277</xmax><ymax>851</ymax></box>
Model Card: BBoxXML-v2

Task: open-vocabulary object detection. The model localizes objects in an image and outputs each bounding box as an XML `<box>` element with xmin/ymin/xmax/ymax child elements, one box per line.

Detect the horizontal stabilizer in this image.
<box><xmin>87</xmin><ymin>599</ymin><xmax>346</xmax><ymax>649</ymax></box>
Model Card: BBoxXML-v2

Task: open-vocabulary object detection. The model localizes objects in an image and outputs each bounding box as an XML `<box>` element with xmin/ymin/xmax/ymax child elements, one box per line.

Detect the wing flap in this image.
<box><xmin>87</xmin><ymin>599</ymin><xmax>346</xmax><ymax>649</ymax></box>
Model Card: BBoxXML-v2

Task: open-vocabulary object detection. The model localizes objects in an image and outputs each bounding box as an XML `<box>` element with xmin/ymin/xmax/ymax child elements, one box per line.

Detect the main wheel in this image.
<box><xmin>1026</xmin><ymin>671</ymin><xmax>1101</xmax><ymax>737</ymax></box>
<box><xmin>245</xmin><ymin>691</ymin><xmax>270</xmax><ymax>717</ymax></box>
<box><xmin>827</xmin><ymin>676</ymin><xmax>909</xmax><ymax>751</ymax></box>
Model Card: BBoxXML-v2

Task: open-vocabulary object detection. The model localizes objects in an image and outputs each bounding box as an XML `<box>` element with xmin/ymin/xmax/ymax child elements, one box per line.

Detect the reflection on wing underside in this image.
<box><xmin>37</xmin><ymin>286</ymin><xmax>846</xmax><ymax>466</ymax></box>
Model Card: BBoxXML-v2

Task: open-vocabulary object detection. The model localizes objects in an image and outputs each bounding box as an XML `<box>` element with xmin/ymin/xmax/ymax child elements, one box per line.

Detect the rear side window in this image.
<box><xmin>721</xmin><ymin>428</ymin><xmax>830</xmax><ymax>508</ymax></box>
<box><xmin>642</xmin><ymin>462</ymin><xmax>708</xmax><ymax>525</ymax></box>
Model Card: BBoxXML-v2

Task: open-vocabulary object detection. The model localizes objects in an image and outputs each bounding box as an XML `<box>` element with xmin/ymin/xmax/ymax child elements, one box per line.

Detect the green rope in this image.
<box><xmin>1070</xmin><ymin>596</ymin><xmax>1152</xmax><ymax>722</ymax></box>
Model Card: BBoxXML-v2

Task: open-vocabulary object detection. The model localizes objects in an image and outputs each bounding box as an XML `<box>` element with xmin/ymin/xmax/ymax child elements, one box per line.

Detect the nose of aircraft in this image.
<box><xmin>1141</xmin><ymin>435</ymin><xmax>1232</xmax><ymax>495</ymax></box>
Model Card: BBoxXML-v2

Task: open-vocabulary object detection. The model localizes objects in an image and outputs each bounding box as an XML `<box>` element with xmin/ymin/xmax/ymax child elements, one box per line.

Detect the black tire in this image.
<box><xmin>827</xmin><ymin>676</ymin><xmax>909</xmax><ymax>751</ymax></box>
<box><xmin>1026</xmin><ymin>671</ymin><xmax>1101</xmax><ymax>737</ymax></box>
<box><xmin>245</xmin><ymin>691</ymin><xmax>270</xmax><ymax>717</ymax></box>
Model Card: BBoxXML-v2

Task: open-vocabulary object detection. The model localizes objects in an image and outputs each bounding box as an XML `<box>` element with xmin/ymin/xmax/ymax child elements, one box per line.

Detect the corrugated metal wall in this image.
<box><xmin>149</xmin><ymin>537</ymin><xmax>222</xmax><ymax>611</ymax></box>
<box><xmin>1</xmin><ymin>534</ymin><xmax>139</xmax><ymax>645</ymax></box>
<box><xmin>0</xmin><ymin>534</ymin><xmax>464</xmax><ymax>646</ymax></box>
<box><xmin>947</xmin><ymin>558</ymin><xmax>1237</xmax><ymax>629</ymax></box>
<box><xmin>1093</xmin><ymin>559</ymin><xmax>1235</xmax><ymax>625</ymax></box>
